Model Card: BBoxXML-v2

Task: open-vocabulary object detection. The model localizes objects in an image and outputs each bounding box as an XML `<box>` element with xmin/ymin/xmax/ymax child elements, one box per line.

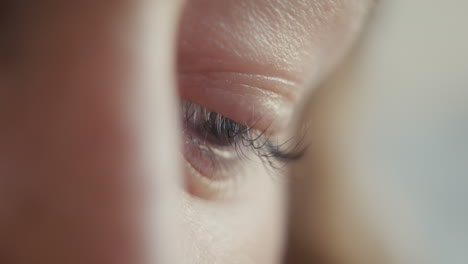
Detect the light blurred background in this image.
<box><xmin>287</xmin><ymin>1</ymin><xmax>468</xmax><ymax>263</ymax></box>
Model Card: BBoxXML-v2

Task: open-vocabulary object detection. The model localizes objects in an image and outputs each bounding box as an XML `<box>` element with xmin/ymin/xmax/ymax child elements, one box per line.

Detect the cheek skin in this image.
<box><xmin>181</xmin><ymin>164</ymin><xmax>287</xmax><ymax>264</ymax></box>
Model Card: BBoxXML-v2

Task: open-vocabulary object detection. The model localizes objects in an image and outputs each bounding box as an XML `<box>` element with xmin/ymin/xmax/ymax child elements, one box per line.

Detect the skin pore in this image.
<box><xmin>0</xmin><ymin>1</ymin><xmax>373</xmax><ymax>263</ymax></box>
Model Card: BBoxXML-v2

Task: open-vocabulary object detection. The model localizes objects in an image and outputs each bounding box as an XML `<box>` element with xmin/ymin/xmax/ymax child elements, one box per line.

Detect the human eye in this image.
<box><xmin>180</xmin><ymin>100</ymin><xmax>304</xmax><ymax>199</ymax></box>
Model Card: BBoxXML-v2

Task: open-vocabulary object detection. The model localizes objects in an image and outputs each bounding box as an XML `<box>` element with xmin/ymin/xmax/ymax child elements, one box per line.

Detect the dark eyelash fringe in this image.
<box><xmin>182</xmin><ymin>101</ymin><xmax>307</xmax><ymax>169</ymax></box>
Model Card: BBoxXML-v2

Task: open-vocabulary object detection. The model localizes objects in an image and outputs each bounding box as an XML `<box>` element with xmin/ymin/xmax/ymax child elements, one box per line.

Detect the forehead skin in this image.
<box><xmin>178</xmin><ymin>0</ymin><xmax>372</xmax><ymax>94</ymax></box>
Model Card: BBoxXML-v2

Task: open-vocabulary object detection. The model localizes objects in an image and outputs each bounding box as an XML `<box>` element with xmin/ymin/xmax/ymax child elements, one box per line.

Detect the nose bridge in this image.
<box><xmin>132</xmin><ymin>1</ymin><xmax>184</xmax><ymax>263</ymax></box>
<box><xmin>0</xmin><ymin>2</ymin><xmax>182</xmax><ymax>263</ymax></box>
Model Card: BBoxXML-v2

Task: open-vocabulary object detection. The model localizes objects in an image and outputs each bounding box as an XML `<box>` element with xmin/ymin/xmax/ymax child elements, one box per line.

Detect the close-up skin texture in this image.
<box><xmin>177</xmin><ymin>1</ymin><xmax>372</xmax><ymax>263</ymax></box>
<box><xmin>0</xmin><ymin>0</ymin><xmax>373</xmax><ymax>263</ymax></box>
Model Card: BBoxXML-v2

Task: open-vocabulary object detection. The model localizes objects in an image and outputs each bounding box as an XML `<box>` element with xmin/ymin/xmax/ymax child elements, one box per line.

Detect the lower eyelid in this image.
<box><xmin>182</xmin><ymin>127</ymin><xmax>243</xmax><ymax>181</ymax></box>
<box><xmin>182</xmin><ymin>158</ymin><xmax>239</xmax><ymax>200</ymax></box>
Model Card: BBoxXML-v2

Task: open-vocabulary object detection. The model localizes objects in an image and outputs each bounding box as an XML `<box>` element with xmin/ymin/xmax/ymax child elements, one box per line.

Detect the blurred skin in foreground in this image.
<box><xmin>0</xmin><ymin>1</ymin><xmax>373</xmax><ymax>263</ymax></box>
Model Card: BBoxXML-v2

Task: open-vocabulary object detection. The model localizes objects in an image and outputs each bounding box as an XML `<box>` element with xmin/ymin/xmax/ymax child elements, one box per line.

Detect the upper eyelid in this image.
<box><xmin>178</xmin><ymin>72</ymin><xmax>297</xmax><ymax>134</ymax></box>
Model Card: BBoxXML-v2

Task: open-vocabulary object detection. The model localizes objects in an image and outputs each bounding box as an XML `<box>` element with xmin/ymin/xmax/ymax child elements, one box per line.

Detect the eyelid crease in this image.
<box><xmin>179</xmin><ymin>71</ymin><xmax>301</xmax><ymax>102</ymax></box>
<box><xmin>178</xmin><ymin>72</ymin><xmax>297</xmax><ymax>134</ymax></box>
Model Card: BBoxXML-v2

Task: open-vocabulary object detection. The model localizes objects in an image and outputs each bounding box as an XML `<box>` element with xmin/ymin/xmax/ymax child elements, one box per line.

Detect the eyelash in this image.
<box><xmin>181</xmin><ymin>101</ymin><xmax>304</xmax><ymax>170</ymax></box>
